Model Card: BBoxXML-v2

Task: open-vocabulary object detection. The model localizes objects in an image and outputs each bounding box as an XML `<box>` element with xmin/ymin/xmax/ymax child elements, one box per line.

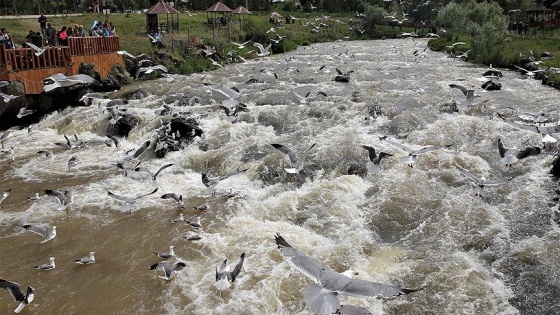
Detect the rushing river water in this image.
<box><xmin>1</xmin><ymin>38</ymin><xmax>559</xmax><ymax>315</ymax></box>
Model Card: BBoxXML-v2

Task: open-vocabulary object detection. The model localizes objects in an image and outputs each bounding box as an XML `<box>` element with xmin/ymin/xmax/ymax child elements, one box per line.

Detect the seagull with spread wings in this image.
<box><xmin>274</xmin><ymin>234</ymin><xmax>420</xmax><ymax>315</ymax></box>
<box><xmin>455</xmin><ymin>166</ymin><xmax>514</xmax><ymax>196</ymax></box>
<box><xmin>271</xmin><ymin>143</ymin><xmax>316</xmax><ymax>174</ymax></box>
<box><xmin>361</xmin><ymin>145</ymin><xmax>393</xmax><ymax>173</ymax></box>
<box><xmin>497</xmin><ymin>138</ymin><xmax>541</xmax><ymax>167</ymax></box>
<box><xmin>380</xmin><ymin>136</ymin><xmax>451</xmax><ymax>167</ymax></box>
<box><xmin>0</xmin><ymin>279</ymin><xmax>35</xmax><ymax>313</ymax></box>
<box><xmin>149</xmin><ymin>261</ymin><xmax>186</xmax><ymax>280</ymax></box>
<box><xmin>21</xmin><ymin>224</ymin><xmax>57</xmax><ymax>243</ymax></box>
<box><xmin>107</xmin><ymin>188</ymin><xmax>158</xmax><ymax>212</ymax></box>
<box><xmin>214</xmin><ymin>252</ymin><xmax>245</xmax><ymax>291</ymax></box>
<box><xmin>202</xmin><ymin>168</ymin><xmax>247</xmax><ymax>196</ymax></box>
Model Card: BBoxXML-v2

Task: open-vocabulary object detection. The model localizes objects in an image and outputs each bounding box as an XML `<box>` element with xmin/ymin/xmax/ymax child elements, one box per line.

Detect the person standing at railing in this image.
<box><xmin>58</xmin><ymin>26</ymin><xmax>69</xmax><ymax>46</ymax></box>
<box><xmin>76</xmin><ymin>25</ymin><xmax>85</xmax><ymax>37</ymax></box>
<box><xmin>0</xmin><ymin>28</ymin><xmax>15</xmax><ymax>49</ymax></box>
<box><xmin>38</xmin><ymin>13</ymin><xmax>47</xmax><ymax>37</ymax></box>
<box><xmin>45</xmin><ymin>23</ymin><xmax>57</xmax><ymax>46</ymax></box>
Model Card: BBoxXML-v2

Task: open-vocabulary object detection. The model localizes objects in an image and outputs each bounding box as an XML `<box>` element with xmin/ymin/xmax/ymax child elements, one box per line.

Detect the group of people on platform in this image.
<box><xmin>0</xmin><ymin>13</ymin><xmax>117</xmax><ymax>50</ymax></box>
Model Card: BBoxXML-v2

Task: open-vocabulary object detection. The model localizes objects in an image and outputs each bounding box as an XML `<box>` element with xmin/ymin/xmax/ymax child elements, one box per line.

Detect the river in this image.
<box><xmin>0</xmin><ymin>38</ymin><xmax>558</xmax><ymax>315</ymax></box>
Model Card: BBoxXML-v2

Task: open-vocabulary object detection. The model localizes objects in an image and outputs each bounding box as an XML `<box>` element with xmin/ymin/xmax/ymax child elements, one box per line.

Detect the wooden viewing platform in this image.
<box><xmin>0</xmin><ymin>36</ymin><xmax>123</xmax><ymax>94</ymax></box>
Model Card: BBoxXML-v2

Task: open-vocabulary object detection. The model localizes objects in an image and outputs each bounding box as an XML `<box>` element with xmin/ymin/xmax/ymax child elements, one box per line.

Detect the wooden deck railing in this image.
<box><xmin>0</xmin><ymin>36</ymin><xmax>120</xmax><ymax>71</ymax></box>
<box><xmin>68</xmin><ymin>36</ymin><xmax>120</xmax><ymax>56</ymax></box>
<box><xmin>0</xmin><ymin>45</ymin><xmax>71</xmax><ymax>71</ymax></box>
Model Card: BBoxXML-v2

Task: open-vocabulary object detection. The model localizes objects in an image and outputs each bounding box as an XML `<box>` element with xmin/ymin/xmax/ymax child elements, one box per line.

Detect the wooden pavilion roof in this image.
<box><xmin>207</xmin><ymin>2</ymin><xmax>233</xmax><ymax>12</ymax></box>
<box><xmin>146</xmin><ymin>1</ymin><xmax>180</xmax><ymax>15</ymax></box>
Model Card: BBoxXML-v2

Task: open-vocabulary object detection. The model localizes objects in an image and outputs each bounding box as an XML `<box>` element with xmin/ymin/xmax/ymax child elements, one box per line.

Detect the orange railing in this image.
<box><xmin>0</xmin><ymin>45</ymin><xmax>71</xmax><ymax>71</ymax></box>
<box><xmin>68</xmin><ymin>36</ymin><xmax>120</xmax><ymax>56</ymax></box>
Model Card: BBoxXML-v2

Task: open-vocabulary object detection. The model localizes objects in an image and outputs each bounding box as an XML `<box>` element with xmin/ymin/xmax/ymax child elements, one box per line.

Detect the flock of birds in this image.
<box><xmin>1</xmin><ymin>30</ymin><xmax>559</xmax><ymax>314</ymax></box>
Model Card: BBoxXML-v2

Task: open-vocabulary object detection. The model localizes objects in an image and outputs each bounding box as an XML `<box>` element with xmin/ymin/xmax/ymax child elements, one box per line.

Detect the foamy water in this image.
<box><xmin>0</xmin><ymin>38</ymin><xmax>558</xmax><ymax>315</ymax></box>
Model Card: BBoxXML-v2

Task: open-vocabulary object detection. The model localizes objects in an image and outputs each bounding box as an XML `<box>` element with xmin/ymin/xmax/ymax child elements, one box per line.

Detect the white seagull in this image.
<box><xmin>497</xmin><ymin>138</ymin><xmax>541</xmax><ymax>167</ymax></box>
<box><xmin>449</xmin><ymin>84</ymin><xmax>480</xmax><ymax>109</ymax></box>
<box><xmin>75</xmin><ymin>252</ymin><xmax>96</xmax><ymax>265</ymax></box>
<box><xmin>22</xmin><ymin>224</ymin><xmax>57</xmax><ymax>243</ymax></box>
<box><xmin>0</xmin><ymin>279</ymin><xmax>35</xmax><ymax>313</ymax></box>
<box><xmin>202</xmin><ymin>168</ymin><xmax>247</xmax><ymax>196</ymax></box>
<box><xmin>44</xmin><ymin>189</ymin><xmax>73</xmax><ymax>211</ymax></box>
<box><xmin>149</xmin><ymin>261</ymin><xmax>186</xmax><ymax>280</ymax></box>
<box><xmin>25</xmin><ymin>42</ymin><xmax>46</xmax><ymax>56</ymax></box>
<box><xmin>252</xmin><ymin>42</ymin><xmax>272</xmax><ymax>57</ymax></box>
<box><xmin>274</xmin><ymin>234</ymin><xmax>420</xmax><ymax>315</ymax></box>
<box><xmin>170</xmin><ymin>213</ymin><xmax>185</xmax><ymax>223</ymax></box>
<box><xmin>271</xmin><ymin>143</ymin><xmax>317</xmax><ymax>174</ymax></box>
<box><xmin>214</xmin><ymin>252</ymin><xmax>245</xmax><ymax>291</ymax></box>
<box><xmin>455</xmin><ymin>166</ymin><xmax>514</xmax><ymax>196</ymax></box>
<box><xmin>381</xmin><ymin>136</ymin><xmax>451</xmax><ymax>167</ymax></box>
<box><xmin>34</xmin><ymin>257</ymin><xmax>56</xmax><ymax>271</ymax></box>
<box><xmin>17</xmin><ymin>107</ymin><xmax>35</xmax><ymax>118</ymax></box>
<box><xmin>133</xmin><ymin>163</ymin><xmax>173</xmax><ymax>187</ymax></box>
<box><xmin>107</xmin><ymin>188</ymin><xmax>158</xmax><ymax>212</ymax></box>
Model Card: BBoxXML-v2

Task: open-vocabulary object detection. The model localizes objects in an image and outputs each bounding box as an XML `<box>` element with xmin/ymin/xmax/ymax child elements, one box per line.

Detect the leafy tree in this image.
<box><xmin>467</xmin><ymin>14</ymin><xmax>509</xmax><ymax>65</ymax></box>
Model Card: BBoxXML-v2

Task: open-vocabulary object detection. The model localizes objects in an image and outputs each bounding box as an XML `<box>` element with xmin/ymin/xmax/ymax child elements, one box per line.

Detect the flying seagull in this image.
<box><xmin>361</xmin><ymin>145</ymin><xmax>392</xmax><ymax>173</ymax></box>
<box><xmin>17</xmin><ymin>107</ymin><xmax>35</xmax><ymax>118</ymax></box>
<box><xmin>34</xmin><ymin>257</ymin><xmax>56</xmax><ymax>271</ymax></box>
<box><xmin>67</xmin><ymin>156</ymin><xmax>80</xmax><ymax>171</ymax></box>
<box><xmin>44</xmin><ymin>189</ymin><xmax>73</xmax><ymax>211</ymax></box>
<box><xmin>455</xmin><ymin>166</ymin><xmax>514</xmax><ymax>196</ymax></box>
<box><xmin>25</xmin><ymin>42</ymin><xmax>46</xmax><ymax>56</ymax></box>
<box><xmin>149</xmin><ymin>261</ymin><xmax>186</xmax><ymax>280</ymax></box>
<box><xmin>449</xmin><ymin>84</ymin><xmax>480</xmax><ymax>109</ymax></box>
<box><xmin>202</xmin><ymin>168</ymin><xmax>248</xmax><ymax>196</ymax></box>
<box><xmin>271</xmin><ymin>143</ymin><xmax>317</xmax><ymax>173</ymax></box>
<box><xmin>21</xmin><ymin>224</ymin><xmax>57</xmax><ymax>243</ymax></box>
<box><xmin>252</xmin><ymin>42</ymin><xmax>272</xmax><ymax>57</ymax></box>
<box><xmin>134</xmin><ymin>163</ymin><xmax>173</xmax><ymax>187</ymax></box>
<box><xmin>214</xmin><ymin>252</ymin><xmax>245</xmax><ymax>291</ymax></box>
<box><xmin>107</xmin><ymin>188</ymin><xmax>158</xmax><ymax>212</ymax></box>
<box><xmin>274</xmin><ymin>234</ymin><xmax>420</xmax><ymax>315</ymax></box>
<box><xmin>153</xmin><ymin>245</ymin><xmax>175</xmax><ymax>259</ymax></box>
<box><xmin>75</xmin><ymin>252</ymin><xmax>96</xmax><ymax>265</ymax></box>
<box><xmin>0</xmin><ymin>279</ymin><xmax>35</xmax><ymax>313</ymax></box>
<box><xmin>497</xmin><ymin>138</ymin><xmax>541</xmax><ymax>167</ymax></box>
<box><xmin>380</xmin><ymin>136</ymin><xmax>451</xmax><ymax>167</ymax></box>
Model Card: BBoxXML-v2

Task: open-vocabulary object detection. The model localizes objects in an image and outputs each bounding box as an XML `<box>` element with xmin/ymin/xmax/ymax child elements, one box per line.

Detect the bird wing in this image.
<box><xmin>134</xmin><ymin>188</ymin><xmax>158</xmax><ymax>200</ymax></box>
<box><xmin>337</xmin><ymin>278</ymin><xmax>418</xmax><ymax>299</ymax></box>
<box><xmin>116</xmin><ymin>50</ymin><xmax>136</xmax><ymax>59</ymax></box>
<box><xmin>381</xmin><ymin>138</ymin><xmax>414</xmax><ymax>154</ymax></box>
<box><xmin>361</xmin><ymin>145</ymin><xmax>377</xmax><ymax>162</ymax></box>
<box><xmin>414</xmin><ymin>144</ymin><xmax>451</xmax><ymax>155</ymax></box>
<box><xmin>275</xmin><ymin>233</ymin><xmax>333</xmax><ymax>283</ymax></box>
<box><xmin>483</xmin><ymin>176</ymin><xmax>515</xmax><ymax>186</ymax></box>
<box><xmin>449</xmin><ymin>84</ymin><xmax>468</xmax><ymax>97</ymax></box>
<box><xmin>271</xmin><ymin>144</ymin><xmax>299</xmax><ymax>166</ymax></box>
<box><xmin>253</xmin><ymin>42</ymin><xmax>265</xmax><ymax>54</ymax></box>
<box><xmin>230</xmin><ymin>252</ymin><xmax>245</xmax><ymax>282</ymax></box>
<box><xmin>161</xmin><ymin>193</ymin><xmax>181</xmax><ymax>202</ymax></box>
<box><xmin>515</xmin><ymin>146</ymin><xmax>541</xmax><ymax>160</ymax></box>
<box><xmin>497</xmin><ymin>139</ymin><xmax>508</xmax><ymax>158</ymax></box>
<box><xmin>22</xmin><ymin>224</ymin><xmax>47</xmax><ymax>237</ymax></box>
<box><xmin>0</xmin><ymin>279</ymin><xmax>26</xmax><ymax>302</ymax></box>
<box><xmin>133</xmin><ymin>140</ymin><xmax>151</xmax><ymax>158</ymax></box>
<box><xmin>455</xmin><ymin>166</ymin><xmax>481</xmax><ymax>184</ymax></box>
<box><xmin>338</xmin><ymin>304</ymin><xmax>374</xmax><ymax>315</ymax></box>
<box><xmin>44</xmin><ymin>189</ymin><xmax>65</xmax><ymax>204</ymax></box>
<box><xmin>107</xmin><ymin>191</ymin><xmax>129</xmax><ymax>202</ymax></box>
<box><xmin>153</xmin><ymin>163</ymin><xmax>173</xmax><ymax>178</ymax></box>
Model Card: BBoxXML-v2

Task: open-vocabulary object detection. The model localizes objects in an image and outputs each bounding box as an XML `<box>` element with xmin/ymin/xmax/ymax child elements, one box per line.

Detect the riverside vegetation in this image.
<box><xmin>1</xmin><ymin>0</ymin><xmax>559</xmax><ymax>87</ymax></box>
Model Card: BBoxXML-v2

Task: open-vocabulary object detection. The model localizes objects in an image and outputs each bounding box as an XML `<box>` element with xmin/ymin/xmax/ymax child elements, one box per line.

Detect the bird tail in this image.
<box><xmin>302</xmin><ymin>284</ymin><xmax>340</xmax><ymax>315</ymax></box>
<box><xmin>14</xmin><ymin>301</ymin><xmax>27</xmax><ymax>313</ymax></box>
<box><xmin>213</xmin><ymin>277</ymin><xmax>231</xmax><ymax>291</ymax></box>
